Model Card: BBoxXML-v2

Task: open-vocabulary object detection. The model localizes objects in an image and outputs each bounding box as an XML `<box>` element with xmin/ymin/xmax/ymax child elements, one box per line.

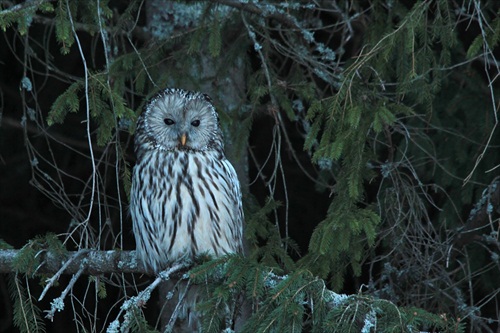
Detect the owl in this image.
<box><xmin>130</xmin><ymin>88</ymin><xmax>244</xmax><ymax>274</ymax></box>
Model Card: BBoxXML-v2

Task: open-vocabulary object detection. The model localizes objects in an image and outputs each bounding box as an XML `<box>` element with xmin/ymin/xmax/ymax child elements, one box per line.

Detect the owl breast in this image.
<box><xmin>130</xmin><ymin>148</ymin><xmax>243</xmax><ymax>273</ymax></box>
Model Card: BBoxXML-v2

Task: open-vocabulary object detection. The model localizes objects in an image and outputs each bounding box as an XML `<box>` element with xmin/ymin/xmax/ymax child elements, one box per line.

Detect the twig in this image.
<box><xmin>66</xmin><ymin>0</ymin><xmax>97</xmax><ymax>229</ymax></box>
<box><xmin>38</xmin><ymin>250</ymin><xmax>89</xmax><ymax>301</ymax></box>
<box><xmin>109</xmin><ymin>262</ymin><xmax>191</xmax><ymax>332</ymax></box>
<box><xmin>463</xmin><ymin>1</ymin><xmax>499</xmax><ymax>185</ymax></box>
<box><xmin>44</xmin><ymin>262</ymin><xmax>86</xmax><ymax>321</ymax></box>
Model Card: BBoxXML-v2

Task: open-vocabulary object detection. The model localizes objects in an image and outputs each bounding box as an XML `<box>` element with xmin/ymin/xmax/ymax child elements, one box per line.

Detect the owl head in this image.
<box><xmin>135</xmin><ymin>88</ymin><xmax>223</xmax><ymax>156</ymax></box>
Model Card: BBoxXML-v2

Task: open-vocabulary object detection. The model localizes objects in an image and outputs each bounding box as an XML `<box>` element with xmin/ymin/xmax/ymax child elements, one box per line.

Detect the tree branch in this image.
<box><xmin>0</xmin><ymin>0</ymin><xmax>54</xmax><ymax>14</ymax></box>
<box><xmin>211</xmin><ymin>0</ymin><xmax>302</xmax><ymax>29</ymax></box>
<box><xmin>455</xmin><ymin>177</ymin><xmax>500</xmax><ymax>248</ymax></box>
<box><xmin>0</xmin><ymin>249</ymin><xmax>147</xmax><ymax>275</ymax></box>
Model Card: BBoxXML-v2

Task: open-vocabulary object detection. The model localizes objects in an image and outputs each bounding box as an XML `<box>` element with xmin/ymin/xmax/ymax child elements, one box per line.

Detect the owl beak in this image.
<box><xmin>179</xmin><ymin>133</ymin><xmax>187</xmax><ymax>146</ymax></box>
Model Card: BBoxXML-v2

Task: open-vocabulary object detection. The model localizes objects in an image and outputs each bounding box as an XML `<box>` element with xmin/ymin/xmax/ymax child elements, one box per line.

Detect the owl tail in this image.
<box><xmin>158</xmin><ymin>279</ymin><xmax>200</xmax><ymax>332</ymax></box>
<box><xmin>158</xmin><ymin>279</ymin><xmax>247</xmax><ymax>332</ymax></box>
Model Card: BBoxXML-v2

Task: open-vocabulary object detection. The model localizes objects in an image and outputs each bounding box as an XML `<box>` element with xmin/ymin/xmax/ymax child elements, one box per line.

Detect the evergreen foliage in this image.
<box><xmin>0</xmin><ymin>1</ymin><xmax>53</xmax><ymax>34</ymax></box>
<box><xmin>12</xmin><ymin>233</ymin><xmax>67</xmax><ymax>276</ymax></box>
<box><xmin>0</xmin><ymin>0</ymin><xmax>499</xmax><ymax>332</ymax></box>
<box><xmin>8</xmin><ymin>274</ymin><xmax>46</xmax><ymax>333</ymax></box>
<box><xmin>189</xmin><ymin>255</ymin><xmax>464</xmax><ymax>333</ymax></box>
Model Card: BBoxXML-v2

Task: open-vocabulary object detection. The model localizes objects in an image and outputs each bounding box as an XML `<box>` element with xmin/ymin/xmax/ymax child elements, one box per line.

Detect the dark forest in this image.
<box><xmin>0</xmin><ymin>1</ymin><xmax>499</xmax><ymax>332</ymax></box>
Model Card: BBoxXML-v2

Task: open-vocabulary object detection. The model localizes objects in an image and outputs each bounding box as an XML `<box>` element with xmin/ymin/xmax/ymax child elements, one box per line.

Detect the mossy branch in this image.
<box><xmin>0</xmin><ymin>249</ymin><xmax>145</xmax><ymax>275</ymax></box>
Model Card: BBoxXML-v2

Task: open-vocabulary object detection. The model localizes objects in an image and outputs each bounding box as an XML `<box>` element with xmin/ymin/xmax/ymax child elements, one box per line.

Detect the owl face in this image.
<box><xmin>138</xmin><ymin>89</ymin><xmax>221</xmax><ymax>152</ymax></box>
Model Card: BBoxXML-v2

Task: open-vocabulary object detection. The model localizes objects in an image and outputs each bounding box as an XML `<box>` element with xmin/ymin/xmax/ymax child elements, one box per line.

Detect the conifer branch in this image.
<box><xmin>0</xmin><ymin>249</ymin><xmax>145</xmax><ymax>275</ymax></box>
<box><xmin>211</xmin><ymin>0</ymin><xmax>301</xmax><ymax>30</ymax></box>
<box><xmin>30</xmin><ymin>12</ymin><xmax>152</xmax><ymax>41</ymax></box>
<box><xmin>0</xmin><ymin>0</ymin><xmax>53</xmax><ymax>14</ymax></box>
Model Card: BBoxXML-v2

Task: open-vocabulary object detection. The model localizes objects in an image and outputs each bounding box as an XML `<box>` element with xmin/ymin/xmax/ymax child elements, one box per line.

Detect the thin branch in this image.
<box><xmin>66</xmin><ymin>0</ymin><xmax>96</xmax><ymax>231</ymax></box>
<box><xmin>38</xmin><ymin>250</ymin><xmax>89</xmax><ymax>301</ymax></box>
<box><xmin>44</xmin><ymin>263</ymin><xmax>85</xmax><ymax>321</ymax></box>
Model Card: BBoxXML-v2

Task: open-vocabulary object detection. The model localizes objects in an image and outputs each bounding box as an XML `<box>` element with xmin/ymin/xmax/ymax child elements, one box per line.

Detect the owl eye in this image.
<box><xmin>191</xmin><ymin>120</ymin><xmax>200</xmax><ymax>127</ymax></box>
<box><xmin>164</xmin><ymin>118</ymin><xmax>175</xmax><ymax>125</ymax></box>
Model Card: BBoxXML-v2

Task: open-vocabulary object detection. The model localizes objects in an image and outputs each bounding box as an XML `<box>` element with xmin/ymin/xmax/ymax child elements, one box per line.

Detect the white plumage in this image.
<box><xmin>130</xmin><ymin>88</ymin><xmax>243</xmax><ymax>273</ymax></box>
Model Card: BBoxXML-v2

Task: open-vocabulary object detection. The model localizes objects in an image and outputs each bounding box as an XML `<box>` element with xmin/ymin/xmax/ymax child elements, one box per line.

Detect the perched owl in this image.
<box><xmin>130</xmin><ymin>88</ymin><xmax>244</xmax><ymax>274</ymax></box>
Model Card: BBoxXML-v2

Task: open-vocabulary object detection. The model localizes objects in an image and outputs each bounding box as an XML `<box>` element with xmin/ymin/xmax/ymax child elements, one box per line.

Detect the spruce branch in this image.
<box><xmin>0</xmin><ymin>249</ymin><xmax>144</xmax><ymax>275</ymax></box>
<box><xmin>0</xmin><ymin>0</ymin><xmax>53</xmax><ymax>14</ymax></box>
<box><xmin>211</xmin><ymin>0</ymin><xmax>302</xmax><ymax>30</ymax></box>
<box><xmin>29</xmin><ymin>11</ymin><xmax>152</xmax><ymax>41</ymax></box>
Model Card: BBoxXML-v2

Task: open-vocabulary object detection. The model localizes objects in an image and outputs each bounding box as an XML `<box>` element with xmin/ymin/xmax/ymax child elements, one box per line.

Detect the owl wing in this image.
<box><xmin>220</xmin><ymin>158</ymin><xmax>244</xmax><ymax>253</ymax></box>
